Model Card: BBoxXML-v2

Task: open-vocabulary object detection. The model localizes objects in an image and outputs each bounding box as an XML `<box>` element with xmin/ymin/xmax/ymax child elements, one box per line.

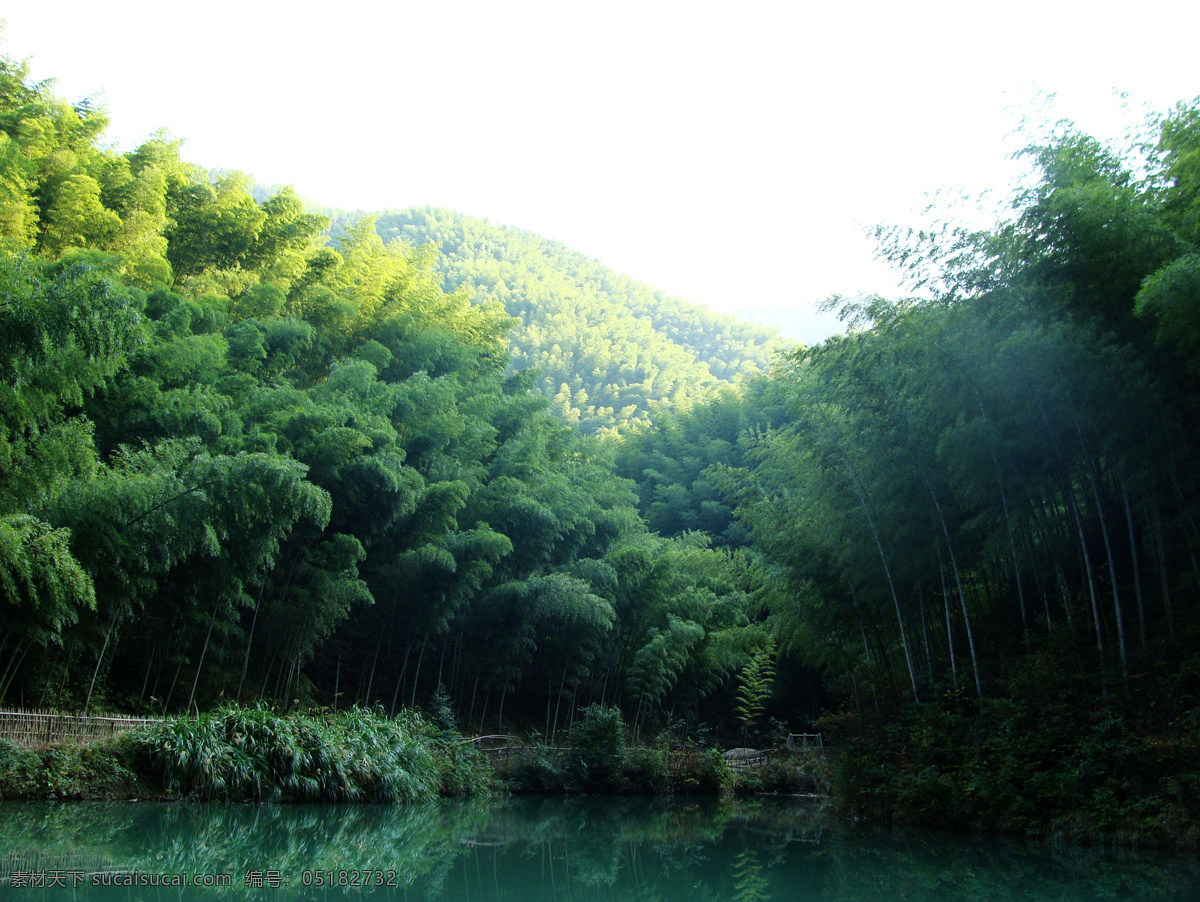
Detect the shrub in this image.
<box><xmin>0</xmin><ymin>738</ymin><xmax>37</xmax><ymax>797</ymax></box>
<box><xmin>567</xmin><ymin>705</ymin><xmax>626</xmax><ymax>791</ymax></box>
<box><xmin>619</xmin><ymin>748</ymin><xmax>668</xmax><ymax>793</ymax></box>
<box><xmin>499</xmin><ymin>749</ymin><xmax>570</xmax><ymax>794</ymax></box>
<box><xmin>731</xmin><ymin>753</ymin><xmax>819</xmax><ymax>795</ymax></box>
<box><xmin>666</xmin><ymin>747</ymin><xmax>731</xmax><ymax>794</ymax></box>
<box><xmin>431</xmin><ymin>738</ymin><xmax>495</xmax><ymax>797</ymax></box>
<box><xmin>131</xmin><ymin>704</ymin><xmax>440</xmax><ymax>802</ymax></box>
<box><xmin>0</xmin><ymin>737</ymin><xmax>143</xmax><ymax>800</ymax></box>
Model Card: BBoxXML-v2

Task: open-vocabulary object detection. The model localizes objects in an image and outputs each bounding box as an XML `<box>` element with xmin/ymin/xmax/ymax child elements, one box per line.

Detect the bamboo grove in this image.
<box><xmin>4</xmin><ymin>39</ymin><xmax>1200</xmax><ymax>836</ymax></box>
<box><xmin>0</xmin><ymin>49</ymin><xmax>763</xmax><ymax>741</ymax></box>
<box><xmin>709</xmin><ymin>114</ymin><xmax>1200</xmax><ymax>710</ymax></box>
<box><xmin>614</xmin><ymin>105</ymin><xmax>1200</xmax><ymax>837</ymax></box>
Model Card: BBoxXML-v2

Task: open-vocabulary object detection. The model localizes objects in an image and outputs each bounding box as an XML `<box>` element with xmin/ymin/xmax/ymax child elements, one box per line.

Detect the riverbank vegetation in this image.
<box><xmin>132</xmin><ymin>706</ymin><xmax>443</xmax><ymax>803</ymax></box>
<box><xmin>1</xmin><ymin>41</ymin><xmax>1199</xmax><ymax>846</ymax></box>
<box><xmin>0</xmin><ymin>703</ymin><xmax>776</xmax><ymax>801</ymax></box>
<box><xmin>492</xmin><ymin>703</ymin><xmax>736</xmax><ymax>795</ymax></box>
<box><xmin>0</xmin><ymin>734</ymin><xmax>147</xmax><ymax>800</ymax></box>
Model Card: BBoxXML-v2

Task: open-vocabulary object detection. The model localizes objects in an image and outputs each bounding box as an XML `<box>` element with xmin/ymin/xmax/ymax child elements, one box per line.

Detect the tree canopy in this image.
<box><xmin>0</xmin><ymin>48</ymin><xmax>761</xmax><ymax>746</ymax></box>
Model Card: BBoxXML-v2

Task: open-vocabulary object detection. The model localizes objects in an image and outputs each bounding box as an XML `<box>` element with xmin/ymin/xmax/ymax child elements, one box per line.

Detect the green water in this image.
<box><xmin>0</xmin><ymin>796</ymin><xmax>1196</xmax><ymax>900</ymax></box>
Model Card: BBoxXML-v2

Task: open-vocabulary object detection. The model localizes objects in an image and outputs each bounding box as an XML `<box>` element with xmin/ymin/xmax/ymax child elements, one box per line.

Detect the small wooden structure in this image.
<box><xmin>723</xmin><ymin>748</ymin><xmax>770</xmax><ymax>771</ymax></box>
<box><xmin>0</xmin><ymin>709</ymin><xmax>159</xmax><ymax>749</ymax></box>
<box><xmin>723</xmin><ymin>734</ymin><xmax>825</xmax><ymax>771</ymax></box>
<box><xmin>465</xmin><ymin>735</ymin><xmax>572</xmax><ymax>763</ymax></box>
<box><xmin>467</xmin><ymin>734</ymin><xmax>527</xmax><ymax>752</ymax></box>
<box><xmin>786</xmin><ymin>732</ymin><xmax>824</xmax><ymax>752</ymax></box>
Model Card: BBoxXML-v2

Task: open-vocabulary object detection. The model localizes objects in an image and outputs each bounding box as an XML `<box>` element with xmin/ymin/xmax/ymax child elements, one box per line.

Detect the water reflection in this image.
<box><xmin>0</xmin><ymin>796</ymin><xmax>1196</xmax><ymax>900</ymax></box>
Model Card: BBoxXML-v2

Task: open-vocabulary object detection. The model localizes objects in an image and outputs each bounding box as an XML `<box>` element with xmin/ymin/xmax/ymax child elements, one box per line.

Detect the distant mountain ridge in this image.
<box><xmin>315</xmin><ymin>204</ymin><xmax>784</xmax><ymax>434</ymax></box>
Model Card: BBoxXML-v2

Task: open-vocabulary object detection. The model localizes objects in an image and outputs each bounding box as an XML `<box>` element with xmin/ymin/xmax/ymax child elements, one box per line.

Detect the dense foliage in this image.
<box><xmin>4</xmin><ymin>40</ymin><xmax>1200</xmax><ymax>845</ymax></box>
<box><xmin>493</xmin><ymin>703</ymin><xmax>733</xmax><ymax>796</ymax></box>
<box><xmin>133</xmin><ymin>705</ymin><xmax>446</xmax><ymax>802</ymax></box>
<box><xmin>366</xmin><ymin>207</ymin><xmax>782</xmax><ymax>435</ymax></box>
<box><xmin>0</xmin><ymin>48</ymin><xmax>759</xmax><ymax>750</ymax></box>
<box><xmin>635</xmin><ymin>104</ymin><xmax>1200</xmax><ymax>845</ymax></box>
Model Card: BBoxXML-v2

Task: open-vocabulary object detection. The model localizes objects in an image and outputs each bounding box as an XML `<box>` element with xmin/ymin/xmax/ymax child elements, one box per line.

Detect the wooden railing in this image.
<box><xmin>463</xmin><ymin>734</ymin><xmax>825</xmax><ymax>772</ymax></box>
<box><xmin>0</xmin><ymin>709</ymin><xmax>160</xmax><ymax>749</ymax></box>
<box><xmin>724</xmin><ymin>735</ymin><xmax>826</xmax><ymax>771</ymax></box>
<box><xmin>723</xmin><ymin>749</ymin><xmax>771</xmax><ymax>771</ymax></box>
<box><xmin>465</xmin><ymin>736</ymin><xmax>570</xmax><ymax>761</ymax></box>
<box><xmin>786</xmin><ymin>732</ymin><xmax>824</xmax><ymax>751</ymax></box>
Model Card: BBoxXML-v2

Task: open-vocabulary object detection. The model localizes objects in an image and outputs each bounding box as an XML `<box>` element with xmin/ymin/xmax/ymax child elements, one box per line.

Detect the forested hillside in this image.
<box><xmin>0</xmin><ymin>49</ymin><xmax>769</xmax><ymax>747</ymax></box>
<box><xmin>362</xmin><ymin>207</ymin><xmax>782</xmax><ymax>434</ymax></box>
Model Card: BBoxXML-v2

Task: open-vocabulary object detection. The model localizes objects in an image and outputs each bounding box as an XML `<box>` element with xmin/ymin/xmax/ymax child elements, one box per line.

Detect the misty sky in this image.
<box><xmin>3</xmin><ymin>1</ymin><xmax>1197</xmax><ymax>343</ymax></box>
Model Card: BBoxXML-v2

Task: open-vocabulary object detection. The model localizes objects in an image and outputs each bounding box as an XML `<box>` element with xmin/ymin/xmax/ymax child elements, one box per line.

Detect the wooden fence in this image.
<box><xmin>723</xmin><ymin>749</ymin><xmax>771</xmax><ymax>771</ymax></box>
<box><xmin>786</xmin><ymin>732</ymin><xmax>824</xmax><ymax>751</ymax></box>
<box><xmin>465</xmin><ymin>734</ymin><xmax>825</xmax><ymax>773</ymax></box>
<box><xmin>467</xmin><ymin>736</ymin><xmax>571</xmax><ymax>762</ymax></box>
<box><xmin>724</xmin><ymin>736</ymin><xmax>826</xmax><ymax>772</ymax></box>
<box><xmin>0</xmin><ymin>709</ymin><xmax>160</xmax><ymax>749</ymax></box>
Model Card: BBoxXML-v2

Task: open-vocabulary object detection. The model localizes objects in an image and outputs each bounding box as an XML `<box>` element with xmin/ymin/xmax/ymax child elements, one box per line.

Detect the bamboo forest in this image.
<box><xmin>1</xmin><ymin>46</ymin><xmax>1199</xmax><ymax>849</ymax></box>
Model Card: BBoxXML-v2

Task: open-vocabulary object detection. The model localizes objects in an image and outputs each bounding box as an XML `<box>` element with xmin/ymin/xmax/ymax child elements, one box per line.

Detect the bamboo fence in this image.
<box><xmin>469</xmin><ymin>736</ymin><xmax>572</xmax><ymax>762</ymax></box>
<box><xmin>786</xmin><ymin>732</ymin><xmax>824</xmax><ymax>751</ymax></box>
<box><xmin>723</xmin><ymin>749</ymin><xmax>771</xmax><ymax>771</ymax></box>
<box><xmin>724</xmin><ymin>736</ymin><xmax>827</xmax><ymax>771</ymax></box>
<box><xmin>0</xmin><ymin>709</ymin><xmax>160</xmax><ymax>749</ymax></box>
<box><xmin>466</xmin><ymin>734</ymin><xmax>826</xmax><ymax>771</ymax></box>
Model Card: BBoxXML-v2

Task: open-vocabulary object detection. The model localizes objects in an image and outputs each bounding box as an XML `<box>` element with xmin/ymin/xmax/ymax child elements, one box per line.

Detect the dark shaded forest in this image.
<box><xmin>2</xmin><ymin>46</ymin><xmax>1199</xmax><ymax>844</ymax></box>
<box><xmin>617</xmin><ymin>109</ymin><xmax>1200</xmax><ymax>843</ymax></box>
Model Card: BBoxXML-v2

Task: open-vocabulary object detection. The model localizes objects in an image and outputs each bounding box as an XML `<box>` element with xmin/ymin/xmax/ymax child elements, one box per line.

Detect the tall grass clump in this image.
<box><xmin>133</xmin><ymin>705</ymin><xmax>440</xmax><ymax>802</ymax></box>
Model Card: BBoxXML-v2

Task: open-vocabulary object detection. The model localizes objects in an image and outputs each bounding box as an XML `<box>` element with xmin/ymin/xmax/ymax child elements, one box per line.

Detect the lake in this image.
<box><xmin>1</xmin><ymin>795</ymin><xmax>1196</xmax><ymax>900</ymax></box>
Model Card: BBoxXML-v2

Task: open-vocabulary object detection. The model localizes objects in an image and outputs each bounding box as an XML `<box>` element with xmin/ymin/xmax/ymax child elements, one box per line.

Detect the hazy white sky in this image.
<box><xmin>3</xmin><ymin>2</ymin><xmax>1198</xmax><ymax>343</ymax></box>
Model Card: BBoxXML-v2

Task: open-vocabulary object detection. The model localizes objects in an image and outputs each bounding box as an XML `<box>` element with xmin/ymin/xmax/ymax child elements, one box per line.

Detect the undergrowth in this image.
<box><xmin>819</xmin><ymin>643</ymin><xmax>1200</xmax><ymax>850</ymax></box>
<box><xmin>130</xmin><ymin>704</ymin><xmax>453</xmax><ymax>802</ymax></box>
<box><xmin>0</xmin><ymin>736</ymin><xmax>148</xmax><ymax>800</ymax></box>
<box><xmin>496</xmin><ymin>704</ymin><xmax>732</xmax><ymax>795</ymax></box>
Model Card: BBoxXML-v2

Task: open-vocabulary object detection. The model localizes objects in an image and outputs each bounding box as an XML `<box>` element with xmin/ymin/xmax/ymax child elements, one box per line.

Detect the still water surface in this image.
<box><xmin>1</xmin><ymin>795</ymin><xmax>1197</xmax><ymax>900</ymax></box>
